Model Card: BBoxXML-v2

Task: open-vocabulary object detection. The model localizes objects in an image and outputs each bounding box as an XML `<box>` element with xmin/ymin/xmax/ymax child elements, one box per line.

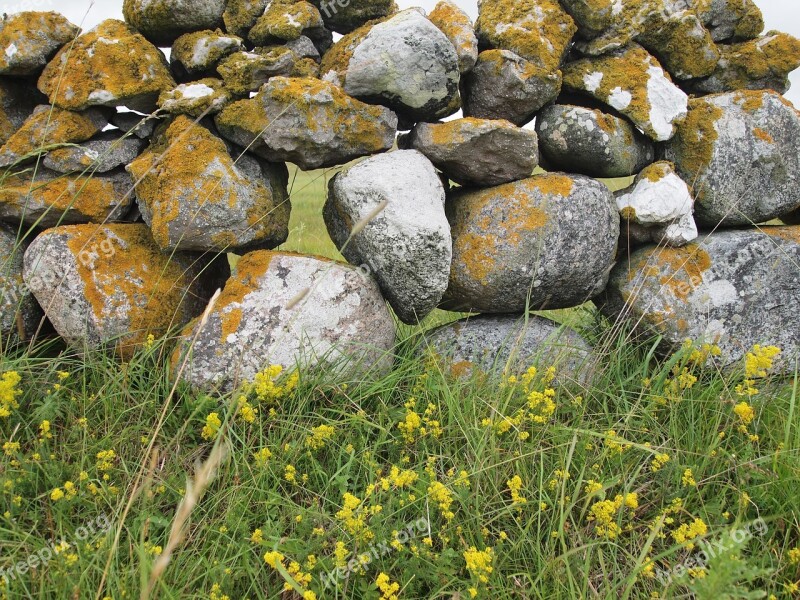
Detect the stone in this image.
<box><xmin>0</xmin><ymin>78</ymin><xmax>46</xmax><ymax>146</ymax></box>
<box><xmin>324</xmin><ymin>150</ymin><xmax>451</xmax><ymax>324</ymax></box>
<box><xmin>475</xmin><ymin>0</ymin><xmax>577</xmax><ymax>72</ymax></box>
<box><xmin>661</xmin><ymin>90</ymin><xmax>800</xmax><ymax>227</ymax></box>
<box><xmin>23</xmin><ymin>223</ymin><xmax>229</xmax><ymax>358</ymax></box>
<box><xmin>0</xmin><ymin>12</ymin><xmax>79</xmax><ymax>77</ymax></box>
<box><xmin>690</xmin><ymin>0</ymin><xmax>764</xmax><ymax>42</ymax></box>
<box><xmin>428</xmin><ymin>1</ymin><xmax>478</xmax><ymax>74</ymax></box>
<box><xmin>122</xmin><ymin>0</ymin><xmax>226</xmax><ymax>46</ymax></box>
<box><xmin>170</xmin><ymin>30</ymin><xmax>243</xmax><ymax>80</ymax></box>
<box><xmin>461</xmin><ymin>49</ymin><xmax>562</xmax><ymax>126</ymax></box>
<box><xmin>283</xmin><ymin>36</ymin><xmax>321</xmax><ymax>61</ymax></box>
<box><xmin>535</xmin><ymin>104</ymin><xmax>655</xmax><ymax>178</ymax></box>
<box><xmin>111</xmin><ymin>112</ymin><xmax>160</xmax><ymax>140</ymax></box>
<box><xmin>424</xmin><ymin>314</ymin><xmax>597</xmax><ymax>384</ymax></box>
<box><xmin>37</xmin><ymin>20</ymin><xmax>175</xmax><ymax>113</ymax></box>
<box><xmin>127</xmin><ymin>116</ymin><xmax>290</xmax><ymax>253</ymax></box>
<box><xmin>782</xmin><ymin>209</ymin><xmax>800</xmax><ymax>225</ymax></box>
<box><xmin>0</xmin><ymin>169</ymin><xmax>133</xmax><ymax>228</ymax></box>
<box><xmin>400</xmin><ymin>118</ymin><xmax>538</xmax><ymax>187</ymax></box>
<box><xmin>158</xmin><ymin>78</ymin><xmax>232</xmax><ymax>117</ymax></box>
<box><xmin>320</xmin><ymin>9</ymin><xmax>460</xmax><ymax>122</ymax></box>
<box><xmin>309</xmin><ymin>0</ymin><xmax>396</xmax><ymax>34</ymax></box>
<box><xmin>215</xmin><ymin>76</ymin><xmax>397</xmax><ymax>170</ymax></box>
<box><xmin>0</xmin><ymin>224</ymin><xmax>42</xmax><ymax>341</ymax></box>
<box><xmin>223</xmin><ymin>0</ymin><xmax>269</xmax><ymax>38</ymax></box>
<box><xmin>248</xmin><ymin>1</ymin><xmax>325</xmax><ymax>45</ymax></box>
<box><xmin>558</xmin><ymin>0</ymin><xmax>642</xmax><ymax>55</ymax></box>
<box><xmin>562</xmin><ymin>44</ymin><xmax>688</xmax><ymax>142</ymax></box>
<box><xmin>442</xmin><ymin>173</ymin><xmax>620</xmax><ymax>313</ymax></box>
<box><xmin>172</xmin><ymin>251</ymin><xmax>396</xmax><ymax>392</ymax></box>
<box><xmin>0</xmin><ymin>104</ymin><xmax>109</xmax><ymax>168</ymax></box>
<box><xmin>598</xmin><ymin>227</ymin><xmax>800</xmax><ymax>373</ymax></box>
<box><xmin>42</xmin><ymin>131</ymin><xmax>147</xmax><ymax>174</ymax></box>
<box><xmin>216</xmin><ymin>48</ymin><xmax>295</xmax><ymax>95</ymax></box>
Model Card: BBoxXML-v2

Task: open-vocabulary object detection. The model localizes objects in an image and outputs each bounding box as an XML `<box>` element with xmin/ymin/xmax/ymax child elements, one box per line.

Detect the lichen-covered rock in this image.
<box><xmin>399</xmin><ymin>118</ymin><xmax>538</xmax><ymax>187</ymax></box>
<box><xmin>216</xmin><ymin>48</ymin><xmax>295</xmax><ymax>95</ymax></box>
<box><xmin>320</xmin><ymin>9</ymin><xmax>460</xmax><ymax>121</ymax></box>
<box><xmin>309</xmin><ymin>0</ymin><xmax>396</xmax><ymax>34</ymax></box>
<box><xmin>0</xmin><ymin>224</ymin><xmax>42</xmax><ymax>340</ymax></box>
<box><xmin>562</xmin><ymin>44</ymin><xmax>688</xmax><ymax>142</ymax></box>
<box><xmin>0</xmin><ymin>169</ymin><xmax>133</xmax><ymax>227</ymax></box>
<box><xmin>122</xmin><ymin>0</ymin><xmax>226</xmax><ymax>46</ymax></box>
<box><xmin>215</xmin><ymin>76</ymin><xmax>397</xmax><ymax>170</ymax></box>
<box><xmin>42</xmin><ymin>131</ymin><xmax>147</xmax><ymax>174</ymax></box>
<box><xmin>0</xmin><ymin>77</ymin><xmax>43</xmax><ymax>145</ymax></box>
<box><xmin>324</xmin><ymin>150</ymin><xmax>451</xmax><ymax>324</ymax></box>
<box><xmin>424</xmin><ymin>314</ymin><xmax>597</xmax><ymax>384</ymax></box>
<box><xmin>0</xmin><ymin>12</ymin><xmax>79</xmax><ymax>77</ymax></box>
<box><xmin>475</xmin><ymin>0</ymin><xmax>577</xmax><ymax>72</ymax></box>
<box><xmin>690</xmin><ymin>0</ymin><xmax>764</xmax><ymax>42</ymax></box>
<box><xmin>158</xmin><ymin>78</ymin><xmax>232</xmax><ymax>116</ymax></box>
<box><xmin>223</xmin><ymin>0</ymin><xmax>269</xmax><ymax>38</ymax></box>
<box><xmin>442</xmin><ymin>173</ymin><xmax>620</xmax><ymax>313</ymax></box>
<box><xmin>687</xmin><ymin>32</ymin><xmax>800</xmax><ymax>95</ymax></box>
<box><xmin>428</xmin><ymin>1</ymin><xmax>478</xmax><ymax>74</ymax></box>
<box><xmin>248</xmin><ymin>0</ymin><xmax>325</xmax><ymax>45</ymax></box>
<box><xmin>461</xmin><ymin>49</ymin><xmax>562</xmax><ymax>126</ymax></box>
<box><xmin>172</xmin><ymin>251</ymin><xmax>396</xmax><ymax>392</ymax></box>
<box><xmin>23</xmin><ymin>223</ymin><xmax>228</xmax><ymax>357</ymax></box>
<box><xmin>127</xmin><ymin>116</ymin><xmax>290</xmax><ymax>253</ymax></box>
<box><xmin>535</xmin><ymin>104</ymin><xmax>654</xmax><ymax>178</ymax></box>
<box><xmin>0</xmin><ymin>104</ymin><xmax>108</xmax><ymax>168</ymax></box>
<box><xmin>170</xmin><ymin>30</ymin><xmax>243</xmax><ymax>80</ymax></box>
<box><xmin>597</xmin><ymin>227</ymin><xmax>800</xmax><ymax>372</ymax></box>
<box><xmin>661</xmin><ymin>90</ymin><xmax>800</xmax><ymax>227</ymax></box>
<box><xmin>111</xmin><ymin>112</ymin><xmax>160</xmax><ymax>140</ymax></box>
<box><xmin>37</xmin><ymin>20</ymin><xmax>175</xmax><ymax>113</ymax></box>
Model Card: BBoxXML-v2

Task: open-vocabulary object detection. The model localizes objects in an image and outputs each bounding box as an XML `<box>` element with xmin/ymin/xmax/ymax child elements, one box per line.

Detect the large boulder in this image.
<box><xmin>442</xmin><ymin>173</ymin><xmax>620</xmax><ymax>313</ymax></box>
<box><xmin>42</xmin><ymin>131</ymin><xmax>147</xmax><ymax>174</ymax></box>
<box><xmin>309</xmin><ymin>0</ymin><xmax>396</xmax><ymax>34</ymax></box>
<box><xmin>428</xmin><ymin>1</ymin><xmax>478</xmax><ymax>74</ymax></box>
<box><xmin>0</xmin><ymin>78</ymin><xmax>44</xmax><ymax>146</ymax></box>
<box><xmin>661</xmin><ymin>90</ymin><xmax>800</xmax><ymax>227</ymax></box>
<box><xmin>216</xmin><ymin>48</ymin><xmax>296</xmax><ymax>95</ymax></box>
<box><xmin>690</xmin><ymin>0</ymin><xmax>764</xmax><ymax>42</ymax></box>
<box><xmin>0</xmin><ymin>12</ymin><xmax>79</xmax><ymax>77</ymax></box>
<box><xmin>215</xmin><ymin>76</ymin><xmax>397</xmax><ymax>170</ymax></box>
<box><xmin>122</xmin><ymin>0</ymin><xmax>226</xmax><ymax>46</ymax></box>
<box><xmin>170</xmin><ymin>30</ymin><xmax>244</xmax><ymax>81</ymax></box>
<box><xmin>598</xmin><ymin>227</ymin><xmax>800</xmax><ymax>373</ymax></box>
<box><xmin>172</xmin><ymin>251</ymin><xmax>396</xmax><ymax>392</ymax></box>
<box><xmin>0</xmin><ymin>224</ymin><xmax>42</xmax><ymax>341</ymax></box>
<box><xmin>324</xmin><ymin>150</ymin><xmax>451</xmax><ymax>324</ymax></box>
<box><xmin>23</xmin><ymin>223</ymin><xmax>229</xmax><ymax>358</ymax></box>
<box><xmin>127</xmin><ymin>116</ymin><xmax>290</xmax><ymax>253</ymax></box>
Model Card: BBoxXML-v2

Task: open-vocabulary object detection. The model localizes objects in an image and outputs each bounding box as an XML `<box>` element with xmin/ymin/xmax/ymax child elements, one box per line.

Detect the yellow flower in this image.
<box><xmin>144</xmin><ymin>334</ymin><xmax>156</xmax><ymax>350</ymax></box>
<box><xmin>0</xmin><ymin>371</ymin><xmax>22</xmax><ymax>418</ymax></box>
<box><xmin>464</xmin><ymin>546</ymin><xmax>494</xmax><ymax>584</ymax></box>
<box><xmin>305</xmin><ymin>424</ymin><xmax>336</xmax><ymax>451</ymax></box>
<box><xmin>681</xmin><ymin>468</ymin><xmax>697</xmax><ymax>487</ymax></box>
<box><xmin>2</xmin><ymin>441</ymin><xmax>19</xmax><ymax>456</ymax></box>
<box><xmin>672</xmin><ymin>518</ymin><xmax>708</xmax><ymax>547</ymax></box>
<box><xmin>587</xmin><ymin>493</ymin><xmax>638</xmax><ymax>539</ymax></box>
<box><xmin>249</xmin><ymin>365</ymin><xmax>298</xmax><ymax>403</ymax></box>
<box><xmin>209</xmin><ymin>582</ymin><xmax>231</xmax><ymax>600</ymax></box>
<box><xmin>507</xmin><ymin>475</ymin><xmax>527</xmax><ymax>506</ymax></box>
<box><xmin>96</xmin><ymin>449</ymin><xmax>116</xmax><ymax>472</ymax></box>
<box><xmin>604</xmin><ymin>430</ymin><xmax>630</xmax><ymax>454</ymax></box>
<box><xmin>585</xmin><ymin>480</ymin><xmax>604</xmax><ymax>495</ymax></box>
<box><xmin>63</xmin><ymin>480</ymin><xmax>77</xmax><ymax>499</ymax></box>
<box><xmin>398</xmin><ymin>410</ymin><xmax>422</xmax><ymax>443</ymax></box>
<box><xmin>50</xmin><ymin>488</ymin><xmax>65</xmax><ymax>501</ymax></box>
<box><xmin>39</xmin><ymin>420</ymin><xmax>53</xmax><ymax>439</ymax></box>
<box><xmin>253</xmin><ymin>447</ymin><xmax>272</xmax><ymax>468</ymax></box>
<box><xmin>788</xmin><ymin>548</ymin><xmax>800</xmax><ymax>565</ymax></box>
<box><xmin>201</xmin><ymin>413</ymin><xmax>222</xmax><ymax>440</ymax></box>
<box><xmin>734</xmin><ymin>402</ymin><xmax>756</xmax><ymax>426</ymax></box>
<box><xmin>237</xmin><ymin>396</ymin><xmax>257</xmax><ymax>424</ymax></box>
<box><xmin>428</xmin><ymin>481</ymin><xmax>455</xmax><ymax>520</ymax></box>
<box><xmin>376</xmin><ymin>572</ymin><xmax>400</xmax><ymax>600</ymax></box>
<box><xmin>745</xmin><ymin>345</ymin><xmax>781</xmax><ymax>378</ymax></box>
<box><xmin>263</xmin><ymin>550</ymin><xmax>284</xmax><ymax>568</ymax></box>
<box><xmin>651</xmin><ymin>453</ymin><xmax>670</xmax><ymax>472</ymax></box>
<box><xmin>284</xmin><ymin>465</ymin><xmax>297</xmax><ymax>484</ymax></box>
<box><xmin>250</xmin><ymin>528</ymin><xmax>264</xmax><ymax>544</ymax></box>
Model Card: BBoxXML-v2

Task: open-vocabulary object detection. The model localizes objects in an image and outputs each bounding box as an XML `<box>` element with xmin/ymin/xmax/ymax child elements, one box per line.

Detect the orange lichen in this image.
<box><xmin>640</xmin><ymin>161</ymin><xmax>672</xmax><ymax>182</ymax></box>
<box><xmin>712</xmin><ymin>32</ymin><xmax>800</xmax><ymax>90</ymax></box>
<box><xmin>655</xmin><ymin>244</ymin><xmax>712</xmax><ymax>300</ymax></box>
<box><xmin>753</xmin><ymin>127</ymin><xmax>774</xmax><ymax>144</ymax></box>
<box><xmin>670</xmin><ymin>99</ymin><xmax>723</xmax><ymax>194</ymax></box>
<box><xmin>248</xmin><ymin>0</ymin><xmax>323</xmax><ymax>44</ymax></box>
<box><xmin>428</xmin><ymin>1</ymin><xmax>475</xmax><ymax>68</ymax></box>
<box><xmin>763</xmin><ymin>226</ymin><xmax>800</xmax><ymax>244</ymax></box>
<box><xmin>530</xmin><ymin>173</ymin><xmax>574</xmax><ymax>197</ymax></box>
<box><xmin>0</xmin><ymin>11</ymin><xmax>79</xmax><ymax>75</ymax></box>
<box><xmin>0</xmin><ymin>106</ymin><xmax>104</xmax><ymax>159</ymax></box>
<box><xmin>219</xmin><ymin>306</ymin><xmax>243</xmax><ymax>343</ymax></box>
<box><xmin>319</xmin><ymin>17</ymin><xmax>382</xmax><ymax>78</ymax></box>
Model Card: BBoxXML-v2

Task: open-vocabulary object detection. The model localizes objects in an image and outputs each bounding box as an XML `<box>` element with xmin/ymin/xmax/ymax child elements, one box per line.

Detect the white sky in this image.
<box><xmin>4</xmin><ymin>0</ymin><xmax>799</xmax><ymax>104</ymax></box>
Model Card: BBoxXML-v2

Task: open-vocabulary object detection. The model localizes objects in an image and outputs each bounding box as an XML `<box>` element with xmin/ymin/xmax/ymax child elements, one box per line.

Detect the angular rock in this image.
<box><xmin>562</xmin><ymin>44</ymin><xmax>688</xmax><ymax>142</ymax></box>
<box><xmin>320</xmin><ymin>9</ymin><xmax>460</xmax><ymax>121</ymax></box>
<box><xmin>461</xmin><ymin>49</ymin><xmax>562</xmax><ymax>126</ymax></box>
<box><xmin>216</xmin><ymin>48</ymin><xmax>295</xmax><ymax>95</ymax></box>
<box><xmin>558</xmin><ymin>0</ymin><xmax>642</xmax><ymax>55</ymax></box>
<box><xmin>215</xmin><ymin>76</ymin><xmax>397</xmax><ymax>170</ymax></box>
<box><xmin>172</xmin><ymin>251</ymin><xmax>396</xmax><ymax>391</ymax></box>
<box><xmin>0</xmin><ymin>79</ymin><xmax>46</xmax><ymax>146</ymax></box>
<box><xmin>400</xmin><ymin>118</ymin><xmax>538</xmax><ymax>187</ymax></box>
<box><xmin>127</xmin><ymin>116</ymin><xmax>290</xmax><ymax>253</ymax></box>
<box><xmin>598</xmin><ymin>227</ymin><xmax>800</xmax><ymax>373</ymax></box>
<box><xmin>158</xmin><ymin>78</ymin><xmax>232</xmax><ymax>117</ymax></box>
<box><xmin>122</xmin><ymin>0</ymin><xmax>226</xmax><ymax>47</ymax></box>
<box><xmin>309</xmin><ymin>0</ymin><xmax>396</xmax><ymax>34</ymax></box>
<box><xmin>284</xmin><ymin>36</ymin><xmax>321</xmax><ymax>61</ymax></box>
<box><xmin>324</xmin><ymin>150</ymin><xmax>451</xmax><ymax>324</ymax></box>
<box><xmin>535</xmin><ymin>104</ymin><xmax>654</xmax><ymax>178</ymax></box>
<box><xmin>0</xmin><ymin>104</ymin><xmax>108</xmax><ymax>168</ymax></box>
<box><xmin>248</xmin><ymin>0</ymin><xmax>325</xmax><ymax>45</ymax></box>
<box><xmin>428</xmin><ymin>1</ymin><xmax>478</xmax><ymax>74</ymax></box>
<box><xmin>42</xmin><ymin>131</ymin><xmax>147</xmax><ymax>174</ymax></box>
<box><xmin>661</xmin><ymin>90</ymin><xmax>800</xmax><ymax>227</ymax></box>
<box><xmin>111</xmin><ymin>112</ymin><xmax>160</xmax><ymax>140</ymax></box>
<box><xmin>223</xmin><ymin>0</ymin><xmax>269</xmax><ymax>38</ymax></box>
<box><xmin>37</xmin><ymin>20</ymin><xmax>175</xmax><ymax>113</ymax></box>
<box><xmin>690</xmin><ymin>0</ymin><xmax>764</xmax><ymax>42</ymax></box>
<box><xmin>475</xmin><ymin>0</ymin><xmax>577</xmax><ymax>72</ymax></box>
<box><xmin>170</xmin><ymin>30</ymin><xmax>243</xmax><ymax>80</ymax></box>
<box><xmin>0</xmin><ymin>224</ymin><xmax>42</xmax><ymax>340</ymax></box>
<box><xmin>23</xmin><ymin>223</ymin><xmax>229</xmax><ymax>357</ymax></box>
<box><xmin>0</xmin><ymin>12</ymin><xmax>79</xmax><ymax>77</ymax></box>
<box><xmin>0</xmin><ymin>169</ymin><xmax>133</xmax><ymax>228</ymax></box>
<box><xmin>443</xmin><ymin>174</ymin><xmax>620</xmax><ymax>313</ymax></box>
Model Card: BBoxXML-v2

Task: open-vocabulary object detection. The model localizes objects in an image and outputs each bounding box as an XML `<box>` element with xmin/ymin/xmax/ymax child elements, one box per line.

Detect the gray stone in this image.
<box><xmin>597</xmin><ymin>226</ymin><xmax>800</xmax><ymax>373</ymax></box>
<box><xmin>783</xmin><ymin>209</ymin><xmax>800</xmax><ymax>225</ymax></box>
<box><xmin>283</xmin><ymin>36</ymin><xmax>321</xmax><ymax>61</ymax></box>
<box><xmin>400</xmin><ymin>118</ymin><xmax>538</xmax><ymax>187</ymax></box>
<box><xmin>536</xmin><ymin>104</ymin><xmax>655</xmax><ymax>178</ymax></box>
<box><xmin>223</xmin><ymin>0</ymin><xmax>269</xmax><ymax>38</ymax></box>
<box><xmin>442</xmin><ymin>173</ymin><xmax>620</xmax><ymax>313</ymax></box>
<box><xmin>661</xmin><ymin>90</ymin><xmax>800</xmax><ymax>227</ymax></box>
<box><xmin>248</xmin><ymin>1</ymin><xmax>325</xmax><ymax>45</ymax></box>
<box><xmin>461</xmin><ymin>49</ymin><xmax>562</xmax><ymax>127</ymax></box>
<box><xmin>0</xmin><ymin>224</ymin><xmax>42</xmax><ymax>341</ymax></box>
<box><xmin>170</xmin><ymin>30</ymin><xmax>243</xmax><ymax>80</ymax></box>
<box><xmin>172</xmin><ymin>251</ymin><xmax>397</xmax><ymax>392</ymax></box>
<box><xmin>0</xmin><ymin>12</ymin><xmax>79</xmax><ymax>77</ymax></box>
<box><xmin>0</xmin><ymin>77</ymin><xmax>45</xmax><ymax>146</ymax></box>
<box><xmin>690</xmin><ymin>0</ymin><xmax>764</xmax><ymax>42</ymax></box>
<box><xmin>216</xmin><ymin>49</ymin><xmax>295</xmax><ymax>95</ymax></box>
<box><xmin>309</xmin><ymin>0</ymin><xmax>396</xmax><ymax>34</ymax></box>
<box><xmin>42</xmin><ymin>131</ymin><xmax>146</xmax><ymax>174</ymax></box>
<box><xmin>111</xmin><ymin>112</ymin><xmax>160</xmax><ymax>139</ymax></box>
<box><xmin>324</xmin><ymin>150</ymin><xmax>451</xmax><ymax>324</ymax></box>
<box><xmin>428</xmin><ymin>1</ymin><xmax>478</xmax><ymax>74</ymax></box>
<box><xmin>158</xmin><ymin>78</ymin><xmax>232</xmax><ymax>117</ymax></box>
<box><xmin>122</xmin><ymin>0</ymin><xmax>226</xmax><ymax>46</ymax></box>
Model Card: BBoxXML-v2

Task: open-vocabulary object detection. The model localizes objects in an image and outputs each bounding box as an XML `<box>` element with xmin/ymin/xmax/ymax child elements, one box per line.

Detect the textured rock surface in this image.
<box><xmin>598</xmin><ymin>227</ymin><xmax>800</xmax><ymax>372</ymax></box>
<box><xmin>443</xmin><ymin>174</ymin><xmax>620</xmax><ymax>313</ymax></box>
<box><xmin>158</xmin><ymin>78</ymin><xmax>232</xmax><ymax>116</ymax></box>
<box><xmin>0</xmin><ymin>78</ymin><xmax>43</xmax><ymax>145</ymax></box>
<box><xmin>122</xmin><ymin>0</ymin><xmax>226</xmax><ymax>46</ymax></box>
<box><xmin>661</xmin><ymin>90</ymin><xmax>800</xmax><ymax>227</ymax></box>
<box><xmin>215</xmin><ymin>76</ymin><xmax>397</xmax><ymax>170</ymax></box>
<box><xmin>248</xmin><ymin>0</ymin><xmax>325</xmax><ymax>45</ymax></box>
<box><xmin>172</xmin><ymin>251</ymin><xmax>396</xmax><ymax>391</ymax></box>
<box><xmin>0</xmin><ymin>224</ymin><xmax>42</xmax><ymax>340</ymax></box>
<box><xmin>461</xmin><ymin>49</ymin><xmax>562</xmax><ymax>126</ymax></box>
<box><xmin>324</xmin><ymin>151</ymin><xmax>451</xmax><ymax>324</ymax></box>
<box><xmin>223</xmin><ymin>0</ymin><xmax>269</xmax><ymax>38</ymax></box>
<box><xmin>216</xmin><ymin>48</ymin><xmax>295</xmax><ymax>95</ymax></box>
<box><xmin>127</xmin><ymin>116</ymin><xmax>290</xmax><ymax>253</ymax></box>
<box><xmin>400</xmin><ymin>118</ymin><xmax>538</xmax><ymax>187</ymax></box>
<box><xmin>309</xmin><ymin>0</ymin><xmax>396</xmax><ymax>34</ymax></box>
<box><xmin>691</xmin><ymin>0</ymin><xmax>764</xmax><ymax>42</ymax></box>
<box><xmin>37</xmin><ymin>20</ymin><xmax>175</xmax><ymax>112</ymax></box>
<box><xmin>170</xmin><ymin>30</ymin><xmax>243</xmax><ymax>80</ymax></box>
<box><xmin>428</xmin><ymin>1</ymin><xmax>478</xmax><ymax>74</ymax></box>
<box><xmin>536</xmin><ymin>104</ymin><xmax>655</xmax><ymax>178</ymax></box>
<box><xmin>110</xmin><ymin>112</ymin><xmax>160</xmax><ymax>140</ymax></box>
<box><xmin>0</xmin><ymin>11</ymin><xmax>79</xmax><ymax>77</ymax></box>
<box><xmin>23</xmin><ymin>223</ymin><xmax>228</xmax><ymax>357</ymax></box>
<box><xmin>43</xmin><ymin>131</ymin><xmax>147</xmax><ymax>174</ymax></box>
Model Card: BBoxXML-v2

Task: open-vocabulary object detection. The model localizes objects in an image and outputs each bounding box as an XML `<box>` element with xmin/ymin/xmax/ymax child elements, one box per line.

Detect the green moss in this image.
<box><xmin>711</xmin><ymin>32</ymin><xmax>800</xmax><ymax>90</ymax></box>
<box><xmin>637</xmin><ymin>11</ymin><xmax>719</xmax><ymax>79</ymax></box>
<box><xmin>223</xmin><ymin>0</ymin><xmax>268</xmax><ymax>38</ymax></box>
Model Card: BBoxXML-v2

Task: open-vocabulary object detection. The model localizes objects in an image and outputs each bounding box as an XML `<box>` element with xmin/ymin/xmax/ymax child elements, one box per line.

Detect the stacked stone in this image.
<box><xmin>0</xmin><ymin>0</ymin><xmax>797</xmax><ymax>388</ymax></box>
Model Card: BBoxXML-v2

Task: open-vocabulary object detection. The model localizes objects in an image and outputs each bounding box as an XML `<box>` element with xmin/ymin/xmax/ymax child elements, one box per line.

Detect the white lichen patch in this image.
<box><xmin>646</xmin><ymin>65</ymin><xmax>688</xmax><ymax>141</ymax></box>
<box><xmin>608</xmin><ymin>87</ymin><xmax>632</xmax><ymax>110</ymax></box>
<box><xmin>583</xmin><ymin>71</ymin><xmax>603</xmax><ymax>92</ymax></box>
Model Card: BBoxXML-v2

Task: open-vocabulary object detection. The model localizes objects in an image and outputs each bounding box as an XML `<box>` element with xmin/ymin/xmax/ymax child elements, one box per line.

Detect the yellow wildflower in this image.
<box><xmin>305</xmin><ymin>424</ymin><xmax>336</xmax><ymax>451</ymax></box>
<box><xmin>464</xmin><ymin>546</ymin><xmax>494</xmax><ymax>584</ymax></box>
<box><xmin>201</xmin><ymin>413</ymin><xmax>222</xmax><ymax>440</ymax></box>
<box><xmin>376</xmin><ymin>573</ymin><xmax>400</xmax><ymax>600</ymax></box>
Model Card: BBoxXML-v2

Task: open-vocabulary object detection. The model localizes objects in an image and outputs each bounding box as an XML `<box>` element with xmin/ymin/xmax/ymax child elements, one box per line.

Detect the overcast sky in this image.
<box><xmin>5</xmin><ymin>0</ymin><xmax>799</xmax><ymax>104</ymax></box>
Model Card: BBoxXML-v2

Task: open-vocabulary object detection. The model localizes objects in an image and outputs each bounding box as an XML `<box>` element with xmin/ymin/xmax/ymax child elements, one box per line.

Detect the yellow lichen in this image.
<box><xmin>670</xmin><ymin>99</ymin><xmax>723</xmax><ymax>195</ymax></box>
<box><xmin>0</xmin><ymin>106</ymin><xmax>104</xmax><ymax>159</ymax></box>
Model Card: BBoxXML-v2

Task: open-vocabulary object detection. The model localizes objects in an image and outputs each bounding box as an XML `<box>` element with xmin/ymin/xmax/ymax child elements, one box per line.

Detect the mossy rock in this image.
<box><xmin>690</xmin><ymin>0</ymin><xmax>764</xmax><ymax>42</ymax></box>
<box><xmin>0</xmin><ymin>223</ymin><xmax>42</xmax><ymax>341</ymax></box>
<box><xmin>216</xmin><ymin>49</ymin><xmax>295</xmax><ymax>95</ymax></box>
<box><xmin>428</xmin><ymin>1</ymin><xmax>478</xmax><ymax>74</ymax></box>
<box><xmin>308</xmin><ymin>0</ymin><xmax>396</xmax><ymax>34</ymax></box>
<box><xmin>248</xmin><ymin>0</ymin><xmax>324</xmax><ymax>45</ymax></box>
<box><xmin>0</xmin><ymin>11</ymin><xmax>79</xmax><ymax>77</ymax></box>
<box><xmin>122</xmin><ymin>0</ymin><xmax>226</xmax><ymax>47</ymax></box>
<box><xmin>158</xmin><ymin>78</ymin><xmax>233</xmax><ymax>117</ymax></box>
<box><xmin>170</xmin><ymin>30</ymin><xmax>243</xmax><ymax>81</ymax></box>
<box><xmin>223</xmin><ymin>0</ymin><xmax>269</xmax><ymax>38</ymax></box>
